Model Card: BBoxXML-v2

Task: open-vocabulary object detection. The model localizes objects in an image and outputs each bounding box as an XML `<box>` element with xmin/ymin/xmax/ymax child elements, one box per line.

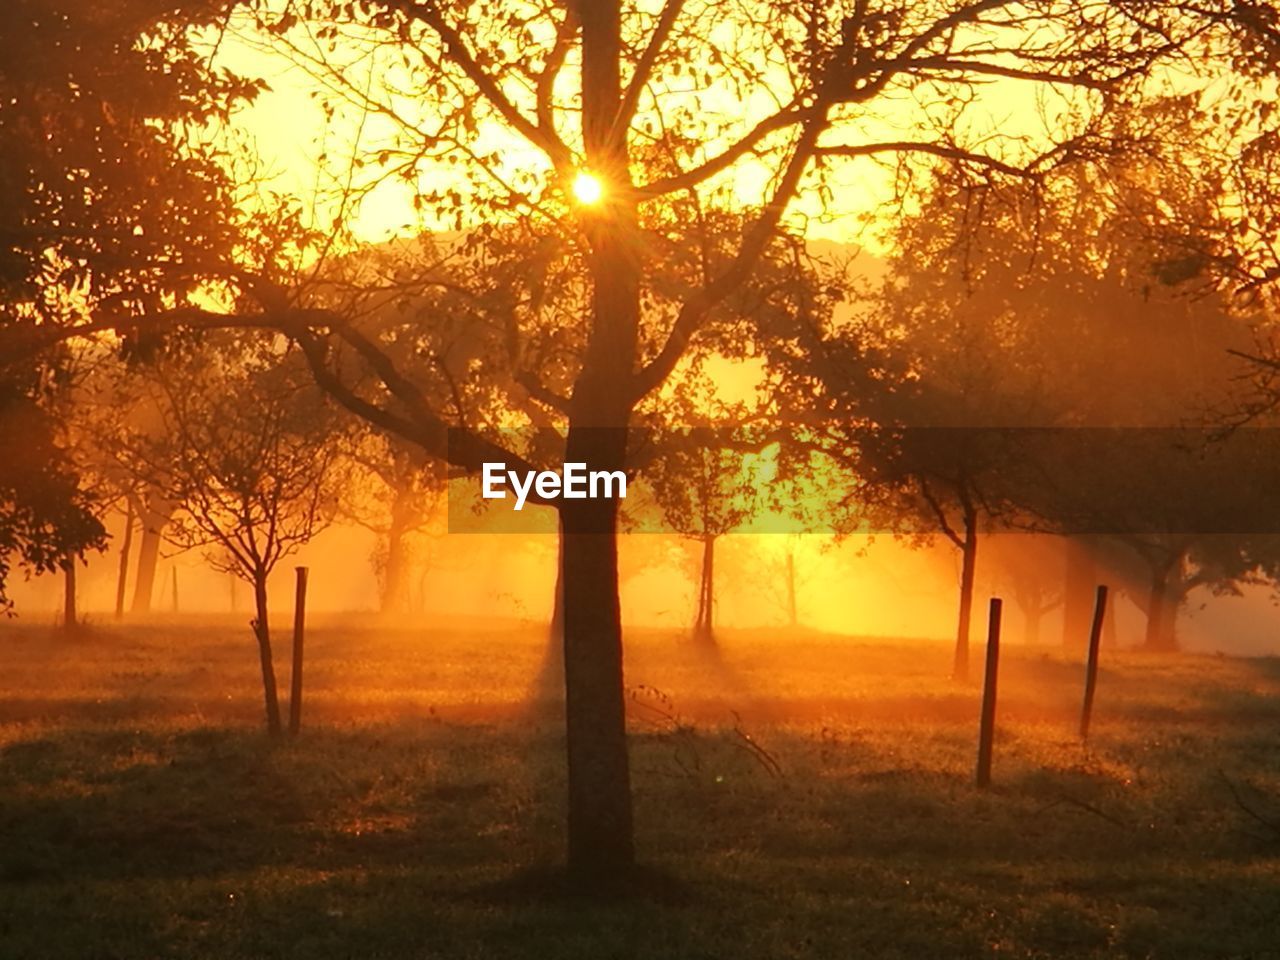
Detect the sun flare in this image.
<box><xmin>571</xmin><ymin>171</ymin><xmax>604</xmax><ymax>205</ymax></box>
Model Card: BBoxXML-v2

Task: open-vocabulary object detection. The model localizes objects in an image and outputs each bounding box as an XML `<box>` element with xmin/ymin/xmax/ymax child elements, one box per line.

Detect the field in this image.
<box><xmin>1</xmin><ymin>617</ymin><xmax>1278</xmax><ymax>959</ymax></box>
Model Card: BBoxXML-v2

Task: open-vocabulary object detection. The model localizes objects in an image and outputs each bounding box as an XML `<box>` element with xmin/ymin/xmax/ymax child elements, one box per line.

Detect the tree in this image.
<box><xmin>0</xmin><ymin>380</ymin><xmax>104</xmax><ymax>614</ymax></box>
<box><xmin>645</xmin><ymin>428</ymin><xmax>761</xmax><ymax>644</ymax></box>
<box><xmin>0</xmin><ymin>1</ymin><xmax>258</xmax><ymax>609</ymax></box>
<box><xmin>8</xmin><ymin>0</ymin><xmax>1270</xmax><ymax>882</ymax></box>
<box><xmin>120</xmin><ymin>340</ymin><xmax>345</xmax><ymax>735</ymax></box>
<box><xmin>813</xmin><ymin>118</ymin><xmax>1263</xmax><ymax>665</ymax></box>
<box><xmin>342</xmin><ymin>432</ymin><xmax>445</xmax><ymax>615</ymax></box>
<box><xmin>640</xmin><ymin>364</ymin><xmax>764</xmax><ymax>644</ymax></box>
<box><xmin>222</xmin><ymin>0</ymin><xmax>1274</xmax><ymax>880</ymax></box>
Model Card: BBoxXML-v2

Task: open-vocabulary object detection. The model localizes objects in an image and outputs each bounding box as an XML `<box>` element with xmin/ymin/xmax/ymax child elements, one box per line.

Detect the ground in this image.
<box><xmin>1</xmin><ymin>616</ymin><xmax>1278</xmax><ymax>959</ymax></box>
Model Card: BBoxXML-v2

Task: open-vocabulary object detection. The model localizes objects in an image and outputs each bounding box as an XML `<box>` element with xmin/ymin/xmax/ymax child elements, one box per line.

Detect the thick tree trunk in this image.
<box><xmin>562</xmin><ymin>0</ymin><xmax>638</xmax><ymax>884</ymax></box>
<box><xmin>1143</xmin><ymin>554</ymin><xmax>1181</xmax><ymax>651</ymax></box>
<box><xmin>379</xmin><ymin>487</ymin><xmax>414</xmax><ymax>614</ymax></box>
<box><xmin>1023</xmin><ymin>604</ymin><xmax>1043</xmax><ymax>645</ymax></box>
<box><xmin>130</xmin><ymin>496</ymin><xmax>172</xmax><ymax>615</ymax></box>
<box><xmin>1062</xmin><ymin>536</ymin><xmax>1096</xmax><ymax>649</ymax></box>
<box><xmin>952</xmin><ymin>508</ymin><xmax>978</xmax><ymax>682</ymax></box>
<box><xmin>114</xmin><ymin>500</ymin><xmax>135</xmax><ymax>620</ymax></box>
<box><xmin>62</xmin><ymin>555</ymin><xmax>77</xmax><ymax>631</ymax></box>
<box><xmin>560</xmin><ymin>495</ymin><xmax>634</xmax><ymax>881</ymax></box>
<box><xmin>380</xmin><ymin>524</ymin><xmax>407</xmax><ymax>614</ymax></box>
<box><xmin>131</xmin><ymin>525</ymin><xmax>162</xmax><ymax>614</ymax></box>
<box><xmin>692</xmin><ymin>535</ymin><xmax>716</xmax><ymax>643</ymax></box>
<box><xmin>251</xmin><ymin>573</ymin><xmax>283</xmax><ymax>736</ymax></box>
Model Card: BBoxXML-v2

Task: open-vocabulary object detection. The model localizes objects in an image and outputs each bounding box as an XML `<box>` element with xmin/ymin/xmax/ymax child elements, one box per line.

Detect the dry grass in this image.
<box><xmin>1</xmin><ymin>616</ymin><xmax>1278</xmax><ymax>958</ymax></box>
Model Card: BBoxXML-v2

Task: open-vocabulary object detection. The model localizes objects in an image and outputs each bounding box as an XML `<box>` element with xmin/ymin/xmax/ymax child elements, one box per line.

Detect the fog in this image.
<box><xmin>12</xmin><ymin>510</ymin><xmax>1278</xmax><ymax>658</ymax></box>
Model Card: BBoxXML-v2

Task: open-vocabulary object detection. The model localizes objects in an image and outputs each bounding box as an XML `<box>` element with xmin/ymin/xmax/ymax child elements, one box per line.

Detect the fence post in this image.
<box><xmin>976</xmin><ymin>597</ymin><xmax>1003</xmax><ymax>789</ymax></box>
<box><xmin>288</xmin><ymin>566</ymin><xmax>309</xmax><ymax>737</ymax></box>
<box><xmin>1079</xmin><ymin>584</ymin><xmax>1109</xmax><ymax>741</ymax></box>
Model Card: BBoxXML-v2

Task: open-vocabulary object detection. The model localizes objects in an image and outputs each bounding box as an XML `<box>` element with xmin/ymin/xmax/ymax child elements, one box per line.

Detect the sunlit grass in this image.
<box><xmin>0</xmin><ymin>618</ymin><xmax>1277</xmax><ymax>958</ymax></box>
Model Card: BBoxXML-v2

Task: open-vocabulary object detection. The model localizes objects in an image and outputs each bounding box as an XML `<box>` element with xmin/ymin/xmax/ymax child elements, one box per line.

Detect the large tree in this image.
<box><xmin>0</xmin><ymin>0</ymin><xmax>259</xmax><ymax>608</ymax></box>
<box><xmin>8</xmin><ymin>0</ymin><xmax>1273</xmax><ymax>882</ymax></box>
<box><xmin>233</xmin><ymin>0</ymin><xmax>1277</xmax><ymax>882</ymax></box>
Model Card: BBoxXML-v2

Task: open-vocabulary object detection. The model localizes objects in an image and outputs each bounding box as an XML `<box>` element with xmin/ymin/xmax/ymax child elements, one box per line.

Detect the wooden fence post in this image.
<box><xmin>288</xmin><ymin>566</ymin><xmax>309</xmax><ymax>737</ymax></box>
<box><xmin>63</xmin><ymin>554</ymin><xmax>77</xmax><ymax>631</ymax></box>
<box><xmin>976</xmin><ymin>597</ymin><xmax>1003</xmax><ymax>789</ymax></box>
<box><xmin>1079</xmin><ymin>584</ymin><xmax>1109</xmax><ymax>741</ymax></box>
<box><xmin>114</xmin><ymin>500</ymin><xmax>134</xmax><ymax>620</ymax></box>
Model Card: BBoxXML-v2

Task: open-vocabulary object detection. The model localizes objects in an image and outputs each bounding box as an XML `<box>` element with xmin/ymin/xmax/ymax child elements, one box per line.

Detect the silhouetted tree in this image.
<box><xmin>120</xmin><ymin>340</ymin><xmax>345</xmax><ymax>735</ymax></box>
<box><xmin>6</xmin><ymin>0</ymin><xmax>1271</xmax><ymax>881</ymax></box>
<box><xmin>228</xmin><ymin>0</ymin><xmax>1278</xmax><ymax>876</ymax></box>
<box><xmin>0</xmin><ymin>2</ymin><xmax>258</xmax><ymax>610</ymax></box>
<box><xmin>342</xmin><ymin>433</ymin><xmax>445</xmax><ymax>615</ymax></box>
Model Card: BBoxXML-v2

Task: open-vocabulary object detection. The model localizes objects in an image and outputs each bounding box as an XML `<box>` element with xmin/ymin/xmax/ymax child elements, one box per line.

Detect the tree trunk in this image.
<box><xmin>562</xmin><ymin>0</ymin><xmax>638</xmax><ymax>883</ymax></box>
<box><xmin>549</xmin><ymin>519</ymin><xmax>565</xmax><ymax>642</ymax></box>
<box><xmin>560</xmin><ymin>495</ymin><xmax>634</xmax><ymax>881</ymax></box>
<box><xmin>1062</xmin><ymin>536</ymin><xmax>1096</xmax><ymax>650</ymax></box>
<box><xmin>1024</xmin><ymin>604</ymin><xmax>1042</xmax><ymax>645</ymax></box>
<box><xmin>532</xmin><ymin>522</ymin><xmax>567</xmax><ymax>705</ymax></box>
<box><xmin>379</xmin><ymin>488</ymin><xmax>413</xmax><ymax>614</ymax></box>
<box><xmin>251</xmin><ymin>573</ymin><xmax>283</xmax><ymax>736</ymax></box>
<box><xmin>114</xmin><ymin>500</ymin><xmax>135</xmax><ymax>620</ymax></box>
<box><xmin>1143</xmin><ymin>552</ymin><xmax>1182</xmax><ymax>651</ymax></box>
<box><xmin>692</xmin><ymin>535</ymin><xmax>716</xmax><ymax>643</ymax></box>
<box><xmin>131</xmin><ymin>496</ymin><xmax>172</xmax><ymax>614</ymax></box>
<box><xmin>952</xmin><ymin>507</ymin><xmax>978</xmax><ymax>682</ymax></box>
<box><xmin>63</xmin><ymin>554</ymin><xmax>77</xmax><ymax>631</ymax></box>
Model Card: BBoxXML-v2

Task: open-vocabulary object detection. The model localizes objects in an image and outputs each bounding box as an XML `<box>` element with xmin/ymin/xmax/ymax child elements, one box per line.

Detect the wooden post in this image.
<box><xmin>288</xmin><ymin>566</ymin><xmax>309</xmax><ymax>737</ymax></box>
<box><xmin>1079</xmin><ymin>584</ymin><xmax>1109</xmax><ymax>741</ymax></box>
<box><xmin>171</xmin><ymin>566</ymin><xmax>179</xmax><ymax>613</ymax></box>
<box><xmin>976</xmin><ymin>597</ymin><xmax>1002</xmax><ymax>789</ymax></box>
<box><xmin>63</xmin><ymin>554</ymin><xmax>77</xmax><ymax>631</ymax></box>
<box><xmin>114</xmin><ymin>500</ymin><xmax>135</xmax><ymax>620</ymax></box>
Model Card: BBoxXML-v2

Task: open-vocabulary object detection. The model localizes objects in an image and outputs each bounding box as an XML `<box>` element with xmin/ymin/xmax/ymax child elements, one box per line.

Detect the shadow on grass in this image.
<box><xmin>462</xmin><ymin>861</ymin><xmax>698</xmax><ymax>906</ymax></box>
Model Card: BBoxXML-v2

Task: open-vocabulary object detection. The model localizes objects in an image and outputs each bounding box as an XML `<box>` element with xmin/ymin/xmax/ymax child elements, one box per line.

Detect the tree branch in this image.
<box><xmin>613</xmin><ymin>0</ymin><xmax>685</xmax><ymax>142</ymax></box>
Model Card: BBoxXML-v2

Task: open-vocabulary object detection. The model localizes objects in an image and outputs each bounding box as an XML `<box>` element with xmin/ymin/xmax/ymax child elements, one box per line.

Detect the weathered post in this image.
<box><xmin>976</xmin><ymin>597</ymin><xmax>1002</xmax><ymax>789</ymax></box>
<box><xmin>114</xmin><ymin>500</ymin><xmax>134</xmax><ymax>620</ymax></box>
<box><xmin>1079</xmin><ymin>584</ymin><xmax>1109</xmax><ymax>741</ymax></box>
<box><xmin>288</xmin><ymin>566</ymin><xmax>309</xmax><ymax>737</ymax></box>
<box><xmin>63</xmin><ymin>554</ymin><xmax>77</xmax><ymax>631</ymax></box>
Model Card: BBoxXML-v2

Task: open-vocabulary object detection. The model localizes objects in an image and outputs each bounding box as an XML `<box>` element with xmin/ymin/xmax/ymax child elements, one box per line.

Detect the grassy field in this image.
<box><xmin>1</xmin><ymin>616</ymin><xmax>1278</xmax><ymax>959</ymax></box>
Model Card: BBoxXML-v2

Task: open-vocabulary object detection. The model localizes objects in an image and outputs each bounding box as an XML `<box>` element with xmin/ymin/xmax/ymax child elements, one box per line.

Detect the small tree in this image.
<box><xmin>341</xmin><ymin>432</ymin><xmax>445</xmax><ymax>615</ymax></box>
<box><xmin>646</xmin><ymin>429</ymin><xmax>760</xmax><ymax>645</ymax></box>
<box><xmin>123</xmin><ymin>341</ymin><xmax>344</xmax><ymax>734</ymax></box>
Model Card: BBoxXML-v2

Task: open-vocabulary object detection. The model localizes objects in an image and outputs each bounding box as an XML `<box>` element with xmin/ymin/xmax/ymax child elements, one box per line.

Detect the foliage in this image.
<box><xmin>0</xmin><ymin>383</ymin><xmax>105</xmax><ymax>612</ymax></box>
<box><xmin>0</xmin><ymin>0</ymin><xmax>261</xmax><ymax>609</ymax></box>
<box><xmin>118</xmin><ymin>338</ymin><xmax>347</xmax><ymax>587</ymax></box>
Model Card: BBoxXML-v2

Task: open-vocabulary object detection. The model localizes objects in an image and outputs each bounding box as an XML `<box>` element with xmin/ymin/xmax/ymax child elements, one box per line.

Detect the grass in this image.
<box><xmin>1</xmin><ymin>616</ymin><xmax>1278</xmax><ymax>958</ymax></box>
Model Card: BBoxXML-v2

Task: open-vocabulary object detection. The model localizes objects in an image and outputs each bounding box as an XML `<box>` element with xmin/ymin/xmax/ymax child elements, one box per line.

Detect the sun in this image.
<box><xmin>571</xmin><ymin>171</ymin><xmax>604</xmax><ymax>205</ymax></box>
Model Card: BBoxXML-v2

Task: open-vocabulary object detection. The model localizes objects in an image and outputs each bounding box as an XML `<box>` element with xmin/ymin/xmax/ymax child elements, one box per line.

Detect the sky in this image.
<box><xmin>208</xmin><ymin>11</ymin><xmax>1093</xmax><ymax>253</ymax></box>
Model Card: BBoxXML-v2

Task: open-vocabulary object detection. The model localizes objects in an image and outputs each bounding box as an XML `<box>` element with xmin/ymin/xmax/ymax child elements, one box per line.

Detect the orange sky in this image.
<box><xmin>208</xmin><ymin>13</ymin><xmax>1109</xmax><ymax>253</ymax></box>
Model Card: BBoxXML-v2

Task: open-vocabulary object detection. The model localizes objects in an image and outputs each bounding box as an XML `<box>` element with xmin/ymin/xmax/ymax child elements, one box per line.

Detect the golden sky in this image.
<box><xmin>209</xmin><ymin>13</ymin><xmax>1099</xmax><ymax>253</ymax></box>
